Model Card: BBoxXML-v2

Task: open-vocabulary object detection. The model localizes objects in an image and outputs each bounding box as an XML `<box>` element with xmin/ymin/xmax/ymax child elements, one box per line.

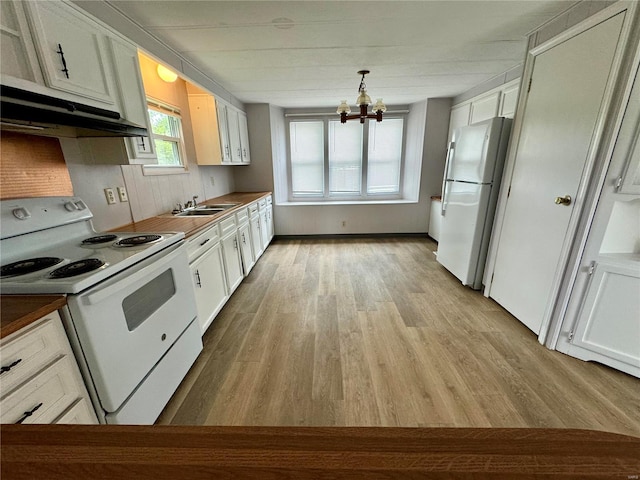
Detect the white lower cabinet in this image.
<box><xmin>0</xmin><ymin>311</ymin><xmax>97</xmax><ymax>424</ymax></box>
<box><xmin>220</xmin><ymin>217</ymin><xmax>244</xmax><ymax>294</ymax></box>
<box><xmin>238</xmin><ymin>221</ymin><xmax>255</xmax><ymax>275</ymax></box>
<box><xmin>187</xmin><ymin>197</ymin><xmax>273</xmax><ymax>334</ymax></box>
<box><xmin>190</xmin><ymin>241</ymin><xmax>228</xmax><ymax>334</ymax></box>
<box><xmin>250</xmin><ymin>211</ymin><xmax>264</xmax><ymax>261</ymax></box>
<box><xmin>567</xmin><ymin>256</ymin><xmax>640</xmax><ymax>377</ymax></box>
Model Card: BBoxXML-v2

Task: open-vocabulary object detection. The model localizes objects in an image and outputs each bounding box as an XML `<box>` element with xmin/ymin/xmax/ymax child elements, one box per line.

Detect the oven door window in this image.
<box><xmin>122</xmin><ymin>269</ymin><xmax>176</xmax><ymax>331</ymax></box>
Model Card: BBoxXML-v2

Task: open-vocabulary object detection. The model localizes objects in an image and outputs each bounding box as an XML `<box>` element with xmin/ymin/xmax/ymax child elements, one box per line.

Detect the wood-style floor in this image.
<box><xmin>158</xmin><ymin>237</ymin><xmax>640</xmax><ymax>437</ymax></box>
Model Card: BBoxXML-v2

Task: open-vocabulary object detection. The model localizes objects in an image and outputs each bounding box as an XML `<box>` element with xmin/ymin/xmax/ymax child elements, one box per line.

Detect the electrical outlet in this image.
<box><xmin>342</xmin><ymin>220</ymin><xmax>347</xmax><ymax>227</ymax></box>
<box><xmin>104</xmin><ymin>188</ymin><xmax>116</xmax><ymax>205</ymax></box>
<box><xmin>210</xmin><ymin>176</ymin><xmax>215</xmax><ymax>186</ymax></box>
<box><xmin>117</xmin><ymin>186</ymin><xmax>128</xmax><ymax>202</ymax></box>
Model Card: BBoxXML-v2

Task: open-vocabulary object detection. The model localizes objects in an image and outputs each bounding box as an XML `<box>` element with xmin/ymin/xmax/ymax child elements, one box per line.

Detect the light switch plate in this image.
<box><xmin>117</xmin><ymin>186</ymin><xmax>128</xmax><ymax>202</ymax></box>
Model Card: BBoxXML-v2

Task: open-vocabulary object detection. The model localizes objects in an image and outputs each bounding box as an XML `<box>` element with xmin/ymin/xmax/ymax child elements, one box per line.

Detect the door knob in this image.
<box><xmin>555</xmin><ymin>195</ymin><xmax>572</xmax><ymax>206</ymax></box>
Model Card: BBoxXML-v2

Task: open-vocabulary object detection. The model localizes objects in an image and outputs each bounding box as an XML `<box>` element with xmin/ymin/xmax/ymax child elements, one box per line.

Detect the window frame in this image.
<box><xmin>285</xmin><ymin>112</ymin><xmax>407</xmax><ymax>202</ymax></box>
<box><xmin>143</xmin><ymin>97</ymin><xmax>188</xmax><ymax>176</ymax></box>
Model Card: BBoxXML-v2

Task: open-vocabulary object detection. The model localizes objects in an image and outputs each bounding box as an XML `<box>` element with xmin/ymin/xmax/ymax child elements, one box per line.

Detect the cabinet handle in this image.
<box><xmin>200</xmin><ymin>238</ymin><xmax>211</xmax><ymax>247</ymax></box>
<box><xmin>243</xmin><ymin>148</ymin><xmax>247</xmax><ymax>158</ymax></box>
<box><xmin>225</xmin><ymin>145</ymin><xmax>230</xmax><ymax>158</ymax></box>
<box><xmin>0</xmin><ymin>358</ymin><xmax>22</xmax><ymax>375</ymax></box>
<box><xmin>138</xmin><ymin>137</ymin><xmax>146</xmax><ymax>150</ymax></box>
<box><xmin>237</xmin><ymin>148</ymin><xmax>241</xmax><ymax>157</ymax></box>
<box><xmin>195</xmin><ymin>269</ymin><xmax>202</xmax><ymax>288</ymax></box>
<box><xmin>16</xmin><ymin>402</ymin><xmax>43</xmax><ymax>424</ymax></box>
<box><xmin>56</xmin><ymin>43</ymin><xmax>70</xmax><ymax>79</ymax></box>
<box><xmin>234</xmin><ymin>238</ymin><xmax>238</xmax><ymax>249</ymax></box>
<box><xmin>242</xmin><ymin>233</ymin><xmax>246</xmax><ymax>244</ymax></box>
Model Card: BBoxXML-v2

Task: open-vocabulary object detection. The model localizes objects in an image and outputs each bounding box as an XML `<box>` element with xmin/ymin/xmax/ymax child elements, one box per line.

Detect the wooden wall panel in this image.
<box><xmin>0</xmin><ymin>132</ymin><xmax>73</xmax><ymax>199</ymax></box>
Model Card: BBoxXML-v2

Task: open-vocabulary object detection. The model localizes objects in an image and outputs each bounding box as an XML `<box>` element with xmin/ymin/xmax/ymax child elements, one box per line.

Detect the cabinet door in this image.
<box><xmin>259</xmin><ymin>210</ymin><xmax>270</xmax><ymax>251</ymax></box>
<box><xmin>0</xmin><ymin>0</ymin><xmax>42</xmax><ymax>83</ymax></box>
<box><xmin>106</xmin><ymin>37</ymin><xmax>156</xmax><ymax>164</ymax></box>
<box><xmin>570</xmin><ymin>260</ymin><xmax>640</xmax><ymax>374</ymax></box>
<box><xmin>616</xmin><ymin>61</ymin><xmax>640</xmax><ymax>195</ymax></box>
<box><xmin>221</xmin><ymin>232</ymin><xmax>243</xmax><ymax>294</ymax></box>
<box><xmin>250</xmin><ymin>215</ymin><xmax>264</xmax><ymax>260</ymax></box>
<box><xmin>188</xmin><ymin>94</ymin><xmax>223</xmax><ymax>165</ymax></box>
<box><xmin>499</xmin><ymin>83</ymin><xmax>519</xmax><ymax>119</ymax></box>
<box><xmin>25</xmin><ymin>1</ymin><xmax>115</xmax><ymax>105</ymax></box>
<box><xmin>227</xmin><ymin>108</ymin><xmax>243</xmax><ymax>162</ymax></box>
<box><xmin>238</xmin><ymin>222</ymin><xmax>255</xmax><ymax>275</ymax></box>
<box><xmin>448</xmin><ymin>104</ymin><xmax>471</xmax><ymax>141</ymax></box>
<box><xmin>216</xmin><ymin>102</ymin><xmax>232</xmax><ymax>163</ymax></box>
<box><xmin>238</xmin><ymin>112</ymin><xmax>251</xmax><ymax>164</ymax></box>
<box><xmin>266</xmin><ymin>206</ymin><xmax>274</xmax><ymax>242</ymax></box>
<box><xmin>191</xmin><ymin>243</ymin><xmax>228</xmax><ymax>334</ymax></box>
<box><xmin>470</xmin><ymin>91</ymin><xmax>500</xmax><ymax>124</ymax></box>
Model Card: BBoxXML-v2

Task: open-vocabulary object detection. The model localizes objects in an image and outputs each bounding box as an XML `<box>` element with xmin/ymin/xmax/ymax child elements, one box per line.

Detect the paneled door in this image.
<box><xmin>488</xmin><ymin>12</ymin><xmax>626</xmax><ymax>334</ymax></box>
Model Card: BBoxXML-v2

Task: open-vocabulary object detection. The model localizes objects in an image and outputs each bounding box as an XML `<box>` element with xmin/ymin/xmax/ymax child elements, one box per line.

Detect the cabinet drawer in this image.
<box><xmin>266</xmin><ymin>195</ymin><xmax>272</xmax><ymax>205</ymax></box>
<box><xmin>236</xmin><ymin>207</ymin><xmax>249</xmax><ymax>225</ymax></box>
<box><xmin>186</xmin><ymin>223</ymin><xmax>221</xmax><ymax>262</ymax></box>
<box><xmin>258</xmin><ymin>199</ymin><xmax>267</xmax><ymax>209</ymax></box>
<box><xmin>248</xmin><ymin>202</ymin><xmax>259</xmax><ymax>218</ymax></box>
<box><xmin>0</xmin><ymin>312</ymin><xmax>67</xmax><ymax>394</ymax></box>
<box><xmin>54</xmin><ymin>397</ymin><xmax>97</xmax><ymax>424</ymax></box>
<box><xmin>0</xmin><ymin>356</ymin><xmax>84</xmax><ymax>424</ymax></box>
<box><xmin>220</xmin><ymin>215</ymin><xmax>237</xmax><ymax>236</ymax></box>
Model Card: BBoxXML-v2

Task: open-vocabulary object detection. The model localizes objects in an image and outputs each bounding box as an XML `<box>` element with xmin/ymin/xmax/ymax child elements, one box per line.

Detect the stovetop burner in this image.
<box><xmin>50</xmin><ymin>258</ymin><xmax>106</xmax><ymax>278</ymax></box>
<box><xmin>82</xmin><ymin>234</ymin><xmax>118</xmax><ymax>245</ymax></box>
<box><xmin>1</xmin><ymin>257</ymin><xmax>65</xmax><ymax>278</ymax></box>
<box><xmin>115</xmin><ymin>235</ymin><xmax>162</xmax><ymax>247</ymax></box>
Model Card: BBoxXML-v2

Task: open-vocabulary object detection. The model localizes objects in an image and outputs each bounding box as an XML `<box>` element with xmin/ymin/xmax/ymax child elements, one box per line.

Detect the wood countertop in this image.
<box><xmin>1</xmin><ymin>425</ymin><xmax>638</xmax><ymax>479</ymax></box>
<box><xmin>0</xmin><ymin>295</ymin><xmax>67</xmax><ymax>339</ymax></box>
<box><xmin>111</xmin><ymin>192</ymin><xmax>271</xmax><ymax>238</ymax></box>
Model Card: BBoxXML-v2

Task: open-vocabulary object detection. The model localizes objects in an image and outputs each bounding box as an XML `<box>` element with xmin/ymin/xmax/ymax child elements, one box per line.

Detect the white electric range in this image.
<box><xmin>0</xmin><ymin>196</ymin><xmax>202</xmax><ymax>424</ymax></box>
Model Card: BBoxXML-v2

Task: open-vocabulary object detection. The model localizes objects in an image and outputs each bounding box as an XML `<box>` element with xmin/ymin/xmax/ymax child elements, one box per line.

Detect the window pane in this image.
<box><xmin>290</xmin><ymin>121</ymin><xmax>324</xmax><ymax>195</ymax></box>
<box><xmin>367</xmin><ymin>119</ymin><xmax>403</xmax><ymax>194</ymax></box>
<box><xmin>154</xmin><ymin>139</ymin><xmax>182</xmax><ymax>166</ymax></box>
<box><xmin>329</xmin><ymin>120</ymin><xmax>362</xmax><ymax>195</ymax></box>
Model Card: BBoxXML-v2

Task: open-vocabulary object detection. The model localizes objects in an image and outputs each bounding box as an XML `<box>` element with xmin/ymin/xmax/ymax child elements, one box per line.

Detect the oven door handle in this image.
<box><xmin>83</xmin><ymin>243</ymin><xmax>185</xmax><ymax>306</ymax></box>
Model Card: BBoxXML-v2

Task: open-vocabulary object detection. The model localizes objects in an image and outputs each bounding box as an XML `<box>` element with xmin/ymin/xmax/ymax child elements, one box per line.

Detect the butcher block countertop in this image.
<box><xmin>111</xmin><ymin>192</ymin><xmax>271</xmax><ymax>238</ymax></box>
<box><xmin>1</xmin><ymin>425</ymin><xmax>639</xmax><ymax>479</ymax></box>
<box><xmin>0</xmin><ymin>295</ymin><xmax>67</xmax><ymax>339</ymax></box>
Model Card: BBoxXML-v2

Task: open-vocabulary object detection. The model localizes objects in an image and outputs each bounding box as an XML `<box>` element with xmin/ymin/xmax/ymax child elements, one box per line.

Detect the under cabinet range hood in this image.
<box><xmin>0</xmin><ymin>85</ymin><xmax>148</xmax><ymax>138</ymax></box>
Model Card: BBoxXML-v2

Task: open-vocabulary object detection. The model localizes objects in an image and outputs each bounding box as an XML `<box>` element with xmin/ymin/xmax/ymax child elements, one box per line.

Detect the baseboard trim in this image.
<box><xmin>273</xmin><ymin>233</ymin><xmax>430</xmax><ymax>240</ymax></box>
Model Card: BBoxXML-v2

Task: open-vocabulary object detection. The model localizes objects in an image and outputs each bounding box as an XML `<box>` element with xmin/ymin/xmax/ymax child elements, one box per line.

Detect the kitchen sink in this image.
<box><xmin>174</xmin><ymin>209</ymin><xmax>224</xmax><ymax>216</ymax></box>
<box><xmin>198</xmin><ymin>203</ymin><xmax>240</xmax><ymax>210</ymax></box>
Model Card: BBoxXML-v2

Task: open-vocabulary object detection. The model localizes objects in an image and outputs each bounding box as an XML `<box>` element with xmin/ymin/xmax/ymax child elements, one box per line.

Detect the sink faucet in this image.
<box><xmin>184</xmin><ymin>195</ymin><xmax>199</xmax><ymax>209</ymax></box>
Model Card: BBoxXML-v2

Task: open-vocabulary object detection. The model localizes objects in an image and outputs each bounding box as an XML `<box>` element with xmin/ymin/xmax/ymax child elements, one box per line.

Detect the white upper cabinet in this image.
<box><xmin>226</xmin><ymin>106</ymin><xmax>243</xmax><ymax>163</ymax></box>
<box><xmin>615</xmin><ymin>61</ymin><xmax>640</xmax><ymax>195</ymax></box>
<box><xmin>205</xmin><ymin>98</ymin><xmax>251</xmax><ymax>165</ymax></box>
<box><xmin>469</xmin><ymin>91</ymin><xmax>500</xmax><ymax>124</ymax></box>
<box><xmin>238</xmin><ymin>112</ymin><xmax>251</xmax><ymax>164</ymax></box>
<box><xmin>188</xmin><ymin>94</ymin><xmax>224</xmax><ymax>165</ymax></box>
<box><xmin>0</xmin><ymin>1</ymin><xmax>42</xmax><ymax>83</ymax></box>
<box><xmin>106</xmin><ymin>37</ymin><xmax>156</xmax><ymax>163</ymax></box>
<box><xmin>24</xmin><ymin>1</ymin><xmax>116</xmax><ymax>106</ymax></box>
<box><xmin>216</xmin><ymin>101</ymin><xmax>232</xmax><ymax>163</ymax></box>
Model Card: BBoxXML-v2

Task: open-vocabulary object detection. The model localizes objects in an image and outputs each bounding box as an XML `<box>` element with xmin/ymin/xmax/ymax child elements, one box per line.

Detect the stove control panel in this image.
<box><xmin>1</xmin><ymin>197</ymin><xmax>93</xmax><ymax>240</ymax></box>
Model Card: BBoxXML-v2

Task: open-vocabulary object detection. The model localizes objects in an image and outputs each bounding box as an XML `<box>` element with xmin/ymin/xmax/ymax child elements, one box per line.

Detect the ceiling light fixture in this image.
<box><xmin>337</xmin><ymin>70</ymin><xmax>386</xmax><ymax>124</ymax></box>
<box><xmin>157</xmin><ymin>64</ymin><xmax>178</xmax><ymax>83</ymax></box>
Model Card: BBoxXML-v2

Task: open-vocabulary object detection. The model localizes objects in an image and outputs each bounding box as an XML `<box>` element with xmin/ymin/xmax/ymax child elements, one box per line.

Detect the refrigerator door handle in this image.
<box><xmin>441</xmin><ymin>141</ymin><xmax>455</xmax><ymax>215</ymax></box>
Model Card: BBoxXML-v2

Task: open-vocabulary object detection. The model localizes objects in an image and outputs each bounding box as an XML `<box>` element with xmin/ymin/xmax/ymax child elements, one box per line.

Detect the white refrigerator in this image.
<box><xmin>436</xmin><ymin>117</ymin><xmax>512</xmax><ymax>289</ymax></box>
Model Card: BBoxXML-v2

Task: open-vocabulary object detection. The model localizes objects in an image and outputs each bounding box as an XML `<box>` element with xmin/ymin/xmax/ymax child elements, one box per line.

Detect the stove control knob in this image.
<box><xmin>64</xmin><ymin>201</ymin><xmax>78</xmax><ymax>212</ymax></box>
<box><xmin>12</xmin><ymin>207</ymin><xmax>31</xmax><ymax>220</ymax></box>
<box><xmin>74</xmin><ymin>200</ymin><xmax>87</xmax><ymax>210</ymax></box>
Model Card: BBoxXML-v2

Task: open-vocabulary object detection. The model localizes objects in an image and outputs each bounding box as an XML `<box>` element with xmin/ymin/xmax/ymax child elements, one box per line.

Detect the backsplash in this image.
<box><xmin>0</xmin><ymin>132</ymin><xmax>73</xmax><ymax>199</ymax></box>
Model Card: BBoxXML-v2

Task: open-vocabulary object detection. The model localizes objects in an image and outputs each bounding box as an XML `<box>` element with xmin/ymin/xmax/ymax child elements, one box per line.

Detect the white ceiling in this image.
<box><xmin>108</xmin><ymin>1</ymin><xmax>574</xmax><ymax>108</ymax></box>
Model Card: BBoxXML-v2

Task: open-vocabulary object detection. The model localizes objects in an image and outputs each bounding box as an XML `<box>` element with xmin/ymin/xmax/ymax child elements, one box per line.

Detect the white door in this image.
<box><xmin>489</xmin><ymin>13</ymin><xmax>625</xmax><ymax>334</ymax></box>
<box><xmin>191</xmin><ymin>243</ymin><xmax>228</xmax><ymax>334</ymax></box>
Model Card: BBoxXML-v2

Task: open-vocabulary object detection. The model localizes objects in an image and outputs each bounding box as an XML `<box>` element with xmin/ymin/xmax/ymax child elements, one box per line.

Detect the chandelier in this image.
<box><xmin>336</xmin><ymin>70</ymin><xmax>386</xmax><ymax>124</ymax></box>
